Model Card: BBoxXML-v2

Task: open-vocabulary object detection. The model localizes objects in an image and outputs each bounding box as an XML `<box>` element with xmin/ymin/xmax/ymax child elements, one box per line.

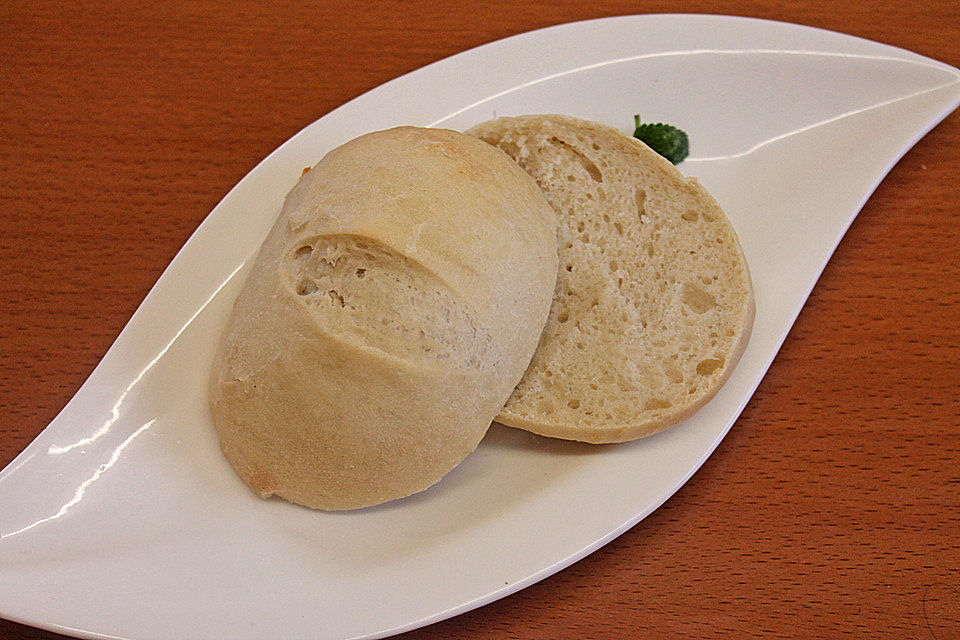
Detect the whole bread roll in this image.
<box><xmin>209</xmin><ymin>127</ymin><xmax>558</xmax><ymax>510</ymax></box>
<box><xmin>469</xmin><ymin>115</ymin><xmax>754</xmax><ymax>444</ymax></box>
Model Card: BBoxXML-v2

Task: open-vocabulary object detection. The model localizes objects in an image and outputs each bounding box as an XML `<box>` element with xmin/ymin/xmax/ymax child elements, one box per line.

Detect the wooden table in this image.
<box><xmin>2</xmin><ymin>1</ymin><xmax>958</xmax><ymax>638</ymax></box>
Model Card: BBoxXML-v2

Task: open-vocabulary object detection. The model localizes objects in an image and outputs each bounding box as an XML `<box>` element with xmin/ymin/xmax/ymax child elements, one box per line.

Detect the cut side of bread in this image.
<box><xmin>468</xmin><ymin>115</ymin><xmax>755</xmax><ymax>444</ymax></box>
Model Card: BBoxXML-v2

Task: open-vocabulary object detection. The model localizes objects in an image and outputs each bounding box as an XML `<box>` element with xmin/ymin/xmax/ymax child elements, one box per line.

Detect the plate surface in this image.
<box><xmin>1</xmin><ymin>14</ymin><xmax>958</xmax><ymax>640</ymax></box>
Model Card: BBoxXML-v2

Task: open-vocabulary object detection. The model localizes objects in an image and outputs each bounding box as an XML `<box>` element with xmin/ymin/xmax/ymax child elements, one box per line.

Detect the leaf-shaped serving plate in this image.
<box><xmin>1</xmin><ymin>14</ymin><xmax>958</xmax><ymax>640</ymax></box>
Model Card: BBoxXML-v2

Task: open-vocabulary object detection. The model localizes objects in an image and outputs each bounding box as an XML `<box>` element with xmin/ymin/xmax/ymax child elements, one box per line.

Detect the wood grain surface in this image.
<box><xmin>1</xmin><ymin>1</ymin><xmax>958</xmax><ymax>638</ymax></box>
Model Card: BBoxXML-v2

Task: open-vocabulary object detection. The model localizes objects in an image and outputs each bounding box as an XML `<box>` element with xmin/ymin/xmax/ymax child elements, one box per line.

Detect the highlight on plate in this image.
<box><xmin>208</xmin><ymin>114</ymin><xmax>754</xmax><ymax>510</ymax></box>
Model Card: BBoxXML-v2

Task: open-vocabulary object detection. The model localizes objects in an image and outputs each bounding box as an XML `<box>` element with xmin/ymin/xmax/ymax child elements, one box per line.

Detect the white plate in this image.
<box><xmin>1</xmin><ymin>14</ymin><xmax>958</xmax><ymax>640</ymax></box>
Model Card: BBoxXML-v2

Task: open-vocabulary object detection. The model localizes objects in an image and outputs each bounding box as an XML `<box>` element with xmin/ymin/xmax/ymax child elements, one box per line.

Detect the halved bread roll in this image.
<box><xmin>209</xmin><ymin>127</ymin><xmax>558</xmax><ymax>510</ymax></box>
<box><xmin>469</xmin><ymin>115</ymin><xmax>754</xmax><ymax>444</ymax></box>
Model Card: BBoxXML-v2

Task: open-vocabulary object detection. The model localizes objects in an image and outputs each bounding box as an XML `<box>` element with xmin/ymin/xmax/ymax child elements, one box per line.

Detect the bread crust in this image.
<box><xmin>209</xmin><ymin>127</ymin><xmax>558</xmax><ymax>509</ymax></box>
<box><xmin>469</xmin><ymin>115</ymin><xmax>755</xmax><ymax>443</ymax></box>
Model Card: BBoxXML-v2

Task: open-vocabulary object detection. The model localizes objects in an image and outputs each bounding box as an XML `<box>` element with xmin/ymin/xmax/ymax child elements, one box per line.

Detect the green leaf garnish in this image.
<box><xmin>632</xmin><ymin>115</ymin><xmax>689</xmax><ymax>164</ymax></box>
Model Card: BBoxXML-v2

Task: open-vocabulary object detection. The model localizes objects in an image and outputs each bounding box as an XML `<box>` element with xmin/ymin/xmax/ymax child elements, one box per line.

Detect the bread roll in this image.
<box><xmin>468</xmin><ymin>115</ymin><xmax>754</xmax><ymax>444</ymax></box>
<box><xmin>209</xmin><ymin>127</ymin><xmax>558</xmax><ymax>510</ymax></box>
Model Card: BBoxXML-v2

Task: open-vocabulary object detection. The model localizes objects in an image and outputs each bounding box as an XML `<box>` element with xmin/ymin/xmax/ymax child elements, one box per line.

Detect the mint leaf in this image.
<box><xmin>632</xmin><ymin>115</ymin><xmax>689</xmax><ymax>164</ymax></box>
